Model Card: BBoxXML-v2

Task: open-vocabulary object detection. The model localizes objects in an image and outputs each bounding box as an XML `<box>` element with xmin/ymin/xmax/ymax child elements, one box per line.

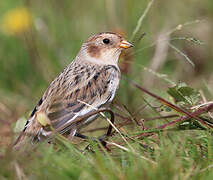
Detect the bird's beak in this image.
<box><xmin>120</xmin><ymin>40</ymin><xmax>134</xmax><ymax>49</ymax></box>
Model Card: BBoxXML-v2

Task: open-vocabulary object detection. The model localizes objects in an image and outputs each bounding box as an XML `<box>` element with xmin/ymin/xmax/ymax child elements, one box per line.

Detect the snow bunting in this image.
<box><xmin>14</xmin><ymin>32</ymin><xmax>133</xmax><ymax>149</ymax></box>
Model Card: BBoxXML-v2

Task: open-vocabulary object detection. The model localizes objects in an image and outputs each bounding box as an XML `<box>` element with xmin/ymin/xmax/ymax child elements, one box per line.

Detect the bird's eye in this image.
<box><xmin>103</xmin><ymin>38</ymin><xmax>110</xmax><ymax>44</ymax></box>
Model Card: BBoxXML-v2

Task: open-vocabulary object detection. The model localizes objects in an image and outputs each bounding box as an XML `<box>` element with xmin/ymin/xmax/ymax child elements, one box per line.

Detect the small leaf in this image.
<box><xmin>178</xmin><ymin>120</ymin><xmax>206</xmax><ymax>130</ymax></box>
<box><xmin>168</xmin><ymin>86</ymin><xmax>186</xmax><ymax>102</ymax></box>
<box><xmin>167</xmin><ymin>83</ymin><xmax>200</xmax><ymax>106</ymax></box>
<box><xmin>13</xmin><ymin>117</ymin><xmax>27</xmax><ymax>133</ymax></box>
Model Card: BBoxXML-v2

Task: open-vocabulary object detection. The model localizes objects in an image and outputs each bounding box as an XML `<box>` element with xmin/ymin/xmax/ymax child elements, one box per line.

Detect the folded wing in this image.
<box><xmin>39</xmin><ymin>64</ymin><xmax>120</xmax><ymax>134</ymax></box>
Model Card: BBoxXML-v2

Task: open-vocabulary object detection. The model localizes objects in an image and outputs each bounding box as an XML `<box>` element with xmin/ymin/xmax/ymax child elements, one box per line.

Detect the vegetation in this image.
<box><xmin>0</xmin><ymin>0</ymin><xmax>213</xmax><ymax>179</ymax></box>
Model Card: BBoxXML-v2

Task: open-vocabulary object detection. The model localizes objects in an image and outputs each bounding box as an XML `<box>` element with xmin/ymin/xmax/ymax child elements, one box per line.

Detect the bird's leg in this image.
<box><xmin>74</xmin><ymin>132</ymin><xmax>108</xmax><ymax>148</ymax></box>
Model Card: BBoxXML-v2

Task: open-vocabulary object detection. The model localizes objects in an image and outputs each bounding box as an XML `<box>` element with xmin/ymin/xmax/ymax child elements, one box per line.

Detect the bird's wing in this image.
<box><xmin>36</xmin><ymin>63</ymin><xmax>120</xmax><ymax>133</ymax></box>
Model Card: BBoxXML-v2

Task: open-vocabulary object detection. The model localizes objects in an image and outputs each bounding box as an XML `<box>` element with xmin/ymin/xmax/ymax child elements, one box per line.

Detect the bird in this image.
<box><xmin>13</xmin><ymin>32</ymin><xmax>133</xmax><ymax>149</ymax></box>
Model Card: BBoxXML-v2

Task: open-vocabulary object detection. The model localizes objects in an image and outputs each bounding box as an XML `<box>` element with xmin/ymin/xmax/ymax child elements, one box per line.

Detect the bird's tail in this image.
<box><xmin>13</xmin><ymin>116</ymin><xmax>42</xmax><ymax>150</ymax></box>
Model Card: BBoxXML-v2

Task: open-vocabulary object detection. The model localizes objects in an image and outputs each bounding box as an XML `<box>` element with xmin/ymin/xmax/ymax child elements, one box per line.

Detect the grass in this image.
<box><xmin>1</xmin><ymin>130</ymin><xmax>213</xmax><ymax>179</ymax></box>
<box><xmin>1</xmin><ymin>0</ymin><xmax>213</xmax><ymax>179</ymax></box>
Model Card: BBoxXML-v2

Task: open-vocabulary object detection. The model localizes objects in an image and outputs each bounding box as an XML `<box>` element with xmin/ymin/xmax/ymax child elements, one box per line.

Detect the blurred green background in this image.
<box><xmin>0</xmin><ymin>0</ymin><xmax>213</xmax><ymax>146</ymax></box>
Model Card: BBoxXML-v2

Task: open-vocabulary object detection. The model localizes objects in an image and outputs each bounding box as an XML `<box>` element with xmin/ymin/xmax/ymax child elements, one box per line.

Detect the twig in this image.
<box><xmin>154</xmin><ymin>103</ymin><xmax>213</xmax><ymax>130</ymax></box>
<box><xmin>122</xmin><ymin>104</ymin><xmax>140</xmax><ymax>126</ymax></box>
<box><xmin>165</xmin><ymin>19</ymin><xmax>204</xmax><ymax>36</ymax></box>
<box><xmin>169</xmin><ymin>43</ymin><xmax>195</xmax><ymax>68</ymax></box>
<box><xmin>141</xmin><ymin>66</ymin><xmax>176</xmax><ymax>85</ymax></box>
<box><xmin>82</xmin><ymin>120</ymin><xmax>133</xmax><ymax>134</ymax></box>
<box><xmin>77</xmin><ymin>100</ymin><xmax>136</xmax><ymax>152</ymax></box>
<box><xmin>114</xmin><ymin>113</ymin><xmax>131</xmax><ymax>121</ymax></box>
<box><xmin>132</xmin><ymin>104</ymin><xmax>147</xmax><ymax>116</ymax></box>
<box><xmin>125</xmin><ymin>78</ymin><xmax>213</xmax><ymax>128</ymax></box>
<box><xmin>199</xmin><ymin>164</ymin><xmax>213</xmax><ymax>173</ymax></box>
<box><xmin>144</xmin><ymin>114</ymin><xmax>179</xmax><ymax>121</ymax></box>
<box><xmin>131</xmin><ymin>19</ymin><xmax>204</xmax><ymax>57</ymax></box>
<box><xmin>131</xmin><ymin>0</ymin><xmax>155</xmax><ymax>41</ymax></box>
<box><xmin>198</xmin><ymin>90</ymin><xmax>213</xmax><ymax>119</ymax></box>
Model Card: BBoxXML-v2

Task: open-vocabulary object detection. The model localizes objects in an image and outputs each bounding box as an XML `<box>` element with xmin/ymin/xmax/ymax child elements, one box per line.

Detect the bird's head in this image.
<box><xmin>77</xmin><ymin>32</ymin><xmax>133</xmax><ymax>65</ymax></box>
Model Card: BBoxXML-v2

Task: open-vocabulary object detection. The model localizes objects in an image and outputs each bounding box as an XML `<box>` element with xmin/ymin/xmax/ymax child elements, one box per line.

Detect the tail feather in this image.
<box><xmin>13</xmin><ymin>116</ymin><xmax>42</xmax><ymax>150</ymax></box>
